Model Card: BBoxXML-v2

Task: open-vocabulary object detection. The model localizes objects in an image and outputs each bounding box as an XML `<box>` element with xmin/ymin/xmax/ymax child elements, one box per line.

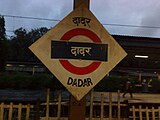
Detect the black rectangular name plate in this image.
<box><xmin>51</xmin><ymin>41</ymin><xmax>108</xmax><ymax>62</ymax></box>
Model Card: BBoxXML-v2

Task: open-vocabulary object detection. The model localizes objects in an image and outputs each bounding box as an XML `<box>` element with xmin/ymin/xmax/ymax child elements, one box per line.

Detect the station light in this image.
<box><xmin>135</xmin><ymin>55</ymin><xmax>149</xmax><ymax>58</ymax></box>
<box><xmin>19</xmin><ymin>65</ymin><xmax>25</xmax><ymax>67</ymax></box>
<box><xmin>6</xmin><ymin>64</ymin><xmax>13</xmax><ymax>67</ymax></box>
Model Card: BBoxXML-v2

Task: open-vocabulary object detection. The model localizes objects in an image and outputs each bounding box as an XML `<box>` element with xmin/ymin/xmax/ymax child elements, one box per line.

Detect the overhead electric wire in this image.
<box><xmin>3</xmin><ymin>14</ymin><xmax>60</xmax><ymax>22</ymax></box>
<box><xmin>103</xmin><ymin>23</ymin><xmax>160</xmax><ymax>29</ymax></box>
<box><xmin>3</xmin><ymin>14</ymin><xmax>160</xmax><ymax>35</ymax></box>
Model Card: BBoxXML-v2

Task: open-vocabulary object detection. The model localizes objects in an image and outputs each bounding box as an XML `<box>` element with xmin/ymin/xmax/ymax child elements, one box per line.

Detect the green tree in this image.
<box><xmin>27</xmin><ymin>27</ymin><xmax>49</xmax><ymax>62</ymax></box>
<box><xmin>8</xmin><ymin>27</ymin><xmax>49</xmax><ymax>62</ymax></box>
<box><xmin>0</xmin><ymin>16</ymin><xmax>6</xmax><ymax>72</ymax></box>
<box><xmin>7</xmin><ymin>28</ymin><xmax>28</xmax><ymax>61</ymax></box>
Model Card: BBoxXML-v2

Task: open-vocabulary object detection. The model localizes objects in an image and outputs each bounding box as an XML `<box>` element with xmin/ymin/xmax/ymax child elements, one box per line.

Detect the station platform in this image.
<box><xmin>110</xmin><ymin>92</ymin><xmax>160</xmax><ymax>103</ymax></box>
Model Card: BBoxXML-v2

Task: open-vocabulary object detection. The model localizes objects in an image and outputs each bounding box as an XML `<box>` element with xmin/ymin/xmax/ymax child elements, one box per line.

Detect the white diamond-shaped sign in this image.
<box><xmin>29</xmin><ymin>4</ymin><xmax>127</xmax><ymax>101</ymax></box>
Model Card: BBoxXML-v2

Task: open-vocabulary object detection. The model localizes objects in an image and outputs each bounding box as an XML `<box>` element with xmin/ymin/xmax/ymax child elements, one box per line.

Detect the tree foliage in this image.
<box><xmin>0</xmin><ymin>72</ymin><xmax>52</xmax><ymax>89</ymax></box>
<box><xmin>0</xmin><ymin>15</ymin><xmax>6</xmax><ymax>72</ymax></box>
<box><xmin>7</xmin><ymin>27</ymin><xmax>49</xmax><ymax>62</ymax></box>
<box><xmin>0</xmin><ymin>16</ymin><xmax>49</xmax><ymax>62</ymax></box>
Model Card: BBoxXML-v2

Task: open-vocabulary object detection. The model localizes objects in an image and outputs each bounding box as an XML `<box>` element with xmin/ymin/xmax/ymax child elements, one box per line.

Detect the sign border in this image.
<box><xmin>59</xmin><ymin>28</ymin><xmax>102</xmax><ymax>75</ymax></box>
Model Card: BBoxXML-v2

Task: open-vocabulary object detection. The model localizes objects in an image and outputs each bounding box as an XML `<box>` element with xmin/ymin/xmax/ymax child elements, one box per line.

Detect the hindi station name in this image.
<box><xmin>72</xmin><ymin>17</ymin><xmax>91</xmax><ymax>27</ymax></box>
<box><xmin>71</xmin><ymin>46</ymin><xmax>91</xmax><ymax>56</ymax></box>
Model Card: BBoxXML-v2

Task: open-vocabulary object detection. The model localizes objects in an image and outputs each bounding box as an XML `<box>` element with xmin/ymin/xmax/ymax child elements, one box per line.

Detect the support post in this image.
<box><xmin>158</xmin><ymin>73</ymin><xmax>160</xmax><ymax>80</ymax></box>
<box><xmin>68</xmin><ymin>96</ymin><xmax>86</xmax><ymax>120</ymax></box>
<box><xmin>68</xmin><ymin>1</ymin><xmax>90</xmax><ymax>120</ymax></box>
<box><xmin>46</xmin><ymin>89</ymin><xmax>50</xmax><ymax>120</ymax></box>
<box><xmin>74</xmin><ymin>0</ymin><xmax>90</xmax><ymax>10</ymax></box>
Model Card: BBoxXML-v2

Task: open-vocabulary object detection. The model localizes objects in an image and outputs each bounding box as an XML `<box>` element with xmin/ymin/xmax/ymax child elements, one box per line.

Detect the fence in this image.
<box><xmin>1</xmin><ymin>89</ymin><xmax>160</xmax><ymax>120</ymax></box>
<box><xmin>40</xmin><ymin>89</ymin><xmax>128</xmax><ymax>120</ymax></box>
<box><xmin>0</xmin><ymin>102</ymin><xmax>34</xmax><ymax>120</ymax></box>
<box><xmin>130</xmin><ymin>105</ymin><xmax>160</xmax><ymax>120</ymax></box>
<box><xmin>41</xmin><ymin>89</ymin><xmax>160</xmax><ymax>120</ymax></box>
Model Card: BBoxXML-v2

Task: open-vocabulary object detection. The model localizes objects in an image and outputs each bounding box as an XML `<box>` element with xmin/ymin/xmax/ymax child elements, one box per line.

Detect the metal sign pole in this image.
<box><xmin>68</xmin><ymin>1</ymin><xmax>90</xmax><ymax>120</ymax></box>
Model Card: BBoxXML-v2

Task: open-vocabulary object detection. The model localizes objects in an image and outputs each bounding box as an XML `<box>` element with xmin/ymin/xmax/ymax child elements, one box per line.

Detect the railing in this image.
<box><xmin>1</xmin><ymin>89</ymin><xmax>160</xmax><ymax>120</ymax></box>
<box><xmin>130</xmin><ymin>105</ymin><xmax>160</xmax><ymax>120</ymax></box>
<box><xmin>40</xmin><ymin>89</ymin><xmax>128</xmax><ymax>120</ymax></box>
<box><xmin>0</xmin><ymin>102</ymin><xmax>34</xmax><ymax>120</ymax></box>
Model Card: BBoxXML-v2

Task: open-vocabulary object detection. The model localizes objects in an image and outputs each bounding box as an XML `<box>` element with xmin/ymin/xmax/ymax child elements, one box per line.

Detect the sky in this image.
<box><xmin>1</xmin><ymin>0</ymin><xmax>160</xmax><ymax>38</ymax></box>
